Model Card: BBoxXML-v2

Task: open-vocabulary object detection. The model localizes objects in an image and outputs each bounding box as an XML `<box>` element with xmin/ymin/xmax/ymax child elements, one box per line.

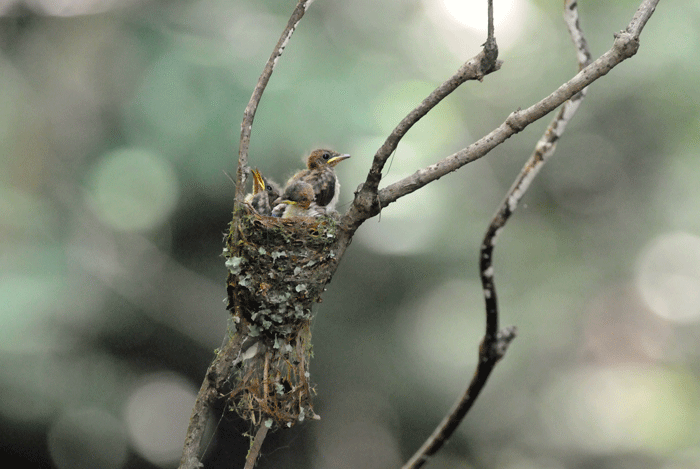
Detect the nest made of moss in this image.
<box><xmin>222</xmin><ymin>207</ymin><xmax>340</xmax><ymax>428</ymax></box>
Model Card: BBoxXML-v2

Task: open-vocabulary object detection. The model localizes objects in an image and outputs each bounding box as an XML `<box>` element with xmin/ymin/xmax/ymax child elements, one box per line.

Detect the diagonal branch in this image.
<box><xmin>244</xmin><ymin>419</ymin><xmax>271</xmax><ymax>469</ymax></box>
<box><xmin>342</xmin><ymin>14</ymin><xmax>501</xmax><ymax>231</ymax></box>
<box><xmin>179</xmin><ymin>332</ymin><xmax>248</xmax><ymax>469</ymax></box>
<box><xmin>480</xmin><ymin>0</ymin><xmax>593</xmax><ymax>345</ymax></box>
<box><xmin>373</xmin><ymin>0</ymin><xmax>659</xmax><ymax>215</ymax></box>
<box><xmin>402</xmin><ymin>0</ymin><xmax>660</xmax><ymax>467</ymax></box>
<box><xmin>365</xmin><ymin>46</ymin><xmax>500</xmax><ymax>191</ymax></box>
<box><xmin>234</xmin><ymin>0</ymin><xmax>314</xmax><ymax>209</ymax></box>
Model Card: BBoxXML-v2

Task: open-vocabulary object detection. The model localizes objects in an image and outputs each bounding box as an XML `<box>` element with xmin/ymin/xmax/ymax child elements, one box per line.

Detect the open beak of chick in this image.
<box><xmin>251</xmin><ymin>168</ymin><xmax>266</xmax><ymax>194</ymax></box>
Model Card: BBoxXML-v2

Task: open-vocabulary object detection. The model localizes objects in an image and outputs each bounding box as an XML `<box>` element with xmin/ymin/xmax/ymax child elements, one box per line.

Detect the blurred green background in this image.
<box><xmin>2</xmin><ymin>0</ymin><xmax>700</xmax><ymax>468</ymax></box>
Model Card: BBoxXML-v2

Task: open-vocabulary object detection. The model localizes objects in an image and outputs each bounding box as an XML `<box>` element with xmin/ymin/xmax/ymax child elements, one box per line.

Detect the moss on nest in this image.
<box><xmin>222</xmin><ymin>207</ymin><xmax>339</xmax><ymax>428</ymax></box>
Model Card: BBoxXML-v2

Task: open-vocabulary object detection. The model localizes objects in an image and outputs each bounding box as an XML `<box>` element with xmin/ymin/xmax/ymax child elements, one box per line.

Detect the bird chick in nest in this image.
<box><xmin>244</xmin><ymin>168</ymin><xmax>282</xmax><ymax>216</ymax></box>
<box><xmin>272</xmin><ymin>149</ymin><xmax>350</xmax><ymax>218</ymax></box>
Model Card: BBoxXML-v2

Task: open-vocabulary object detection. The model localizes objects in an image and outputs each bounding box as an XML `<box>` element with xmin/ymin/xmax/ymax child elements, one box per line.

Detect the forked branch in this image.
<box><xmin>234</xmin><ymin>0</ymin><xmax>314</xmax><ymax>209</ymax></box>
<box><xmin>354</xmin><ymin>0</ymin><xmax>661</xmax><ymax>220</ymax></box>
<box><xmin>342</xmin><ymin>5</ymin><xmax>501</xmax><ymax>232</ymax></box>
<box><xmin>180</xmin><ymin>0</ymin><xmax>661</xmax><ymax>468</ymax></box>
<box><xmin>402</xmin><ymin>0</ymin><xmax>659</xmax><ymax>467</ymax></box>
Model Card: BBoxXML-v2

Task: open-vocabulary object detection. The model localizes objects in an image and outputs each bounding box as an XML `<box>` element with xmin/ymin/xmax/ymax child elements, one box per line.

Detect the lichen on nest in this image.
<box><xmin>222</xmin><ymin>206</ymin><xmax>340</xmax><ymax>428</ymax></box>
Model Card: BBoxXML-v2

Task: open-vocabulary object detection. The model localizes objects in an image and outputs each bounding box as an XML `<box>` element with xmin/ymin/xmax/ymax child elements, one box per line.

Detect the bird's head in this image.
<box><xmin>306</xmin><ymin>149</ymin><xmax>351</xmax><ymax>170</ymax></box>
<box><xmin>280</xmin><ymin>183</ymin><xmax>315</xmax><ymax>209</ymax></box>
<box><xmin>263</xmin><ymin>177</ymin><xmax>282</xmax><ymax>200</ymax></box>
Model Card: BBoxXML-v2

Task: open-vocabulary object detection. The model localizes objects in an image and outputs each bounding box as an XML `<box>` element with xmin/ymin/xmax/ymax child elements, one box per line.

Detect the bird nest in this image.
<box><xmin>222</xmin><ymin>206</ymin><xmax>340</xmax><ymax>428</ymax></box>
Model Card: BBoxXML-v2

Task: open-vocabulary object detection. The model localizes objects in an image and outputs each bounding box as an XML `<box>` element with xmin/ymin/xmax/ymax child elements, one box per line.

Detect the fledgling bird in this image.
<box><xmin>272</xmin><ymin>149</ymin><xmax>350</xmax><ymax>217</ymax></box>
<box><xmin>244</xmin><ymin>168</ymin><xmax>281</xmax><ymax>216</ymax></box>
<box><xmin>271</xmin><ymin>182</ymin><xmax>322</xmax><ymax>218</ymax></box>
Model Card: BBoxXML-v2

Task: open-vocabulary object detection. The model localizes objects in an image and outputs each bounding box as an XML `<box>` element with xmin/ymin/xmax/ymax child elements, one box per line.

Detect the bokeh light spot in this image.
<box><xmin>635</xmin><ymin>231</ymin><xmax>700</xmax><ymax>323</ymax></box>
<box><xmin>124</xmin><ymin>372</ymin><xmax>197</xmax><ymax>466</ymax></box>
<box><xmin>441</xmin><ymin>0</ymin><xmax>518</xmax><ymax>32</ymax></box>
<box><xmin>133</xmin><ymin>52</ymin><xmax>214</xmax><ymax>140</ymax></box>
<box><xmin>540</xmin><ymin>365</ymin><xmax>699</xmax><ymax>455</ymax></box>
<box><xmin>85</xmin><ymin>148</ymin><xmax>179</xmax><ymax>232</ymax></box>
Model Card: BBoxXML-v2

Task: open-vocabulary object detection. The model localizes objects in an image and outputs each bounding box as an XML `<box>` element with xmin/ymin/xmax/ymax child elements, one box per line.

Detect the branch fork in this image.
<box><xmin>179</xmin><ymin>0</ymin><xmax>661</xmax><ymax>467</ymax></box>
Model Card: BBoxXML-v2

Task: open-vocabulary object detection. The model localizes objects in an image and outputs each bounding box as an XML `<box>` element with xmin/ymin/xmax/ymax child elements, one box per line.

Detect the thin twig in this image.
<box><xmin>403</xmin><ymin>0</ymin><xmax>657</xmax><ymax>467</ymax></box>
<box><xmin>244</xmin><ymin>422</ymin><xmax>270</xmax><ymax>469</ymax></box>
<box><xmin>180</xmin><ymin>3</ymin><xmax>314</xmax><ymax>468</ymax></box>
<box><xmin>372</xmin><ymin>0</ymin><xmax>660</xmax><ymax>213</ymax></box>
<box><xmin>480</xmin><ymin>0</ymin><xmax>593</xmax><ymax>335</ymax></box>
<box><xmin>344</xmin><ymin>10</ymin><xmax>501</xmax><ymax>229</ymax></box>
<box><xmin>234</xmin><ymin>0</ymin><xmax>313</xmax><ymax>210</ymax></box>
<box><xmin>364</xmin><ymin>50</ymin><xmax>500</xmax><ymax>193</ymax></box>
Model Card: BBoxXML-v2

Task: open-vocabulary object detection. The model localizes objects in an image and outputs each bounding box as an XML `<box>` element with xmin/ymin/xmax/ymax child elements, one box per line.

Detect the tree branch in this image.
<box><xmin>370</xmin><ymin>0</ymin><xmax>659</xmax><ymax>215</ymax></box>
<box><xmin>244</xmin><ymin>421</ymin><xmax>270</xmax><ymax>469</ymax></box>
<box><xmin>179</xmin><ymin>332</ymin><xmax>248</xmax><ymax>469</ymax></box>
<box><xmin>479</xmin><ymin>0</ymin><xmax>593</xmax><ymax>343</ymax></box>
<box><xmin>402</xmin><ymin>0</ymin><xmax>660</xmax><ymax>467</ymax></box>
<box><xmin>180</xmin><ymin>3</ymin><xmax>314</xmax><ymax>468</ymax></box>
<box><xmin>234</xmin><ymin>0</ymin><xmax>313</xmax><ymax>210</ymax></box>
<box><xmin>342</xmin><ymin>20</ymin><xmax>501</xmax><ymax>232</ymax></box>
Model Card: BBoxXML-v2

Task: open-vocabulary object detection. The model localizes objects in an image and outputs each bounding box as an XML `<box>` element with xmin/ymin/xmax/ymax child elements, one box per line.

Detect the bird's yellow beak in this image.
<box><xmin>251</xmin><ymin>168</ymin><xmax>265</xmax><ymax>194</ymax></box>
<box><xmin>327</xmin><ymin>154</ymin><xmax>351</xmax><ymax>167</ymax></box>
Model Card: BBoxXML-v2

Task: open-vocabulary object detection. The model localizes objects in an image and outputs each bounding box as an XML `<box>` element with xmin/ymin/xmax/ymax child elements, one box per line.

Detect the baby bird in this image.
<box><xmin>244</xmin><ymin>168</ymin><xmax>281</xmax><ymax>216</ymax></box>
<box><xmin>272</xmin><ymin>149</ymin><xmax>350</xmax><ymax>217</ymax></box>
<box><xmin>271</xmin><ymin>182</ymin><xmax>321</xmax><ymax>218</ymax></box>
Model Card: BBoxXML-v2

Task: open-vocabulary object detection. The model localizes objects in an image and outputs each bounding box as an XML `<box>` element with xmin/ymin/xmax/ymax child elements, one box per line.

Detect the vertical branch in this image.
<box><xmin>234</xmin><ymin>0</ymin><xmax>314</xmax><ymax>210</ymax></box>
<box><xmin>404</xmin><ymin>1</ymin><xmax>595</xmax><ymax>467</ymax></box>
<box><xmin>180</xmin><ymin>3</ymin><xmax>314</xmax><ymax>469</ymax></box>
<box><xmin>479</xmin><ymin>0</ymin><xmax>593</xmax><ymax>385</ymax></box>
<box><xmin>487</xmin><ymin>0</ymin><xmax>494</xmax><ymax>40</ymax></box>
<box><xmin>480</xmin><ymin>0</ymin><xmax>592</xmax><ymax>313</ymax></box>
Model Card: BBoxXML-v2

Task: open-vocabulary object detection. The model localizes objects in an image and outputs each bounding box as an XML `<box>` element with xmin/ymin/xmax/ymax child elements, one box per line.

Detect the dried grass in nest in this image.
<box><xmin>222</xmin><ymin>206</ymin><xmax>339</xmax><ymax>428</ymax></box>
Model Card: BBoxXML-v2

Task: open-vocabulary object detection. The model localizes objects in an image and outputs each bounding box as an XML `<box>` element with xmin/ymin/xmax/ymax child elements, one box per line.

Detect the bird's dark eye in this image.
<box><xmin>322</xmin><ymin>152</ymin><xmax>330</xmax><ymax>160</ymax></box>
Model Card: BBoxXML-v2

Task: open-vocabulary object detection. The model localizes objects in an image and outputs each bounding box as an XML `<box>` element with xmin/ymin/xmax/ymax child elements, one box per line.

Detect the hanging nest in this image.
<box><xmin>222</xmin><ymin>206</ymin><xmax>340</xmax><ymax>429</ymax></box>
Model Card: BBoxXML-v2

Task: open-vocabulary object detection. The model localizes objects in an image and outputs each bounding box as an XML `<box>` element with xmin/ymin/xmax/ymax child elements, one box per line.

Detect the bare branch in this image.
<box><xmin>487</xmin><ymin>0</ymin><xmax>495</xmax><ymax>42</ymax></box>
<box><xmin>244</xmin><ymin>422</ymin><xmax>270</xmax><ymax>469</ymax></box>
<box><xmin>565</xmin><ymin>0</ymin><xmax>592</xmax><ymax>68</ymax></box>
<box><xmin>402</xmin><ymin>0</ymin><xmax>662</xmax><ymax>467</ymax></box>
<box><xmin>626</xmin><ymin>0</ymin><xmax>660</xmax><ymax>37</ymax></box>
<box><xmin>179</xmin><ymin>332</ymin><xmax>248</xmax><ymax>469</ymax></box>
<box><xmin>365</xmin><ymin>51</ymin><xmax>500</xmax><ymax>192</ymax></box>
<box><xmin>343</xmin><ymin>17</ymin><xmax>501</xmax><ymax>231</ymax></box>
<box><xmin>480</xmin><ymin>0</ymin><xmax>593</xmax><ymax>353</ymax></box>
<box><xmin>234</xmin><ymin>0</ymin><xmax>313</xmax><ymax>209</ymax></box>
<box><xmin>375</xmin><ymin>0</ymin><xmax>659</xmax><ymax>212</ymax></box>
<box><xmin>402</xmin><ymin>325</ymin><xmax>516</xmax><ymax>469</ymax></box>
